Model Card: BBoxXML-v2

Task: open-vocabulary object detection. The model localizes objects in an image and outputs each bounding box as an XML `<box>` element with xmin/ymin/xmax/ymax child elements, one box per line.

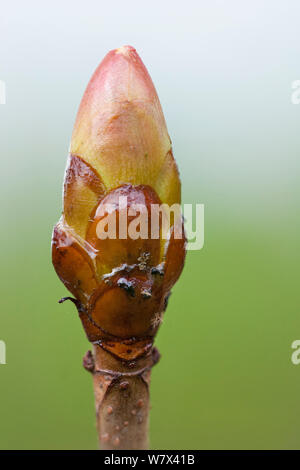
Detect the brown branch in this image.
<box><xmin>83</xmin><ymin>345</ymin><xmax>160</xmax><ymax>450</ymax></box>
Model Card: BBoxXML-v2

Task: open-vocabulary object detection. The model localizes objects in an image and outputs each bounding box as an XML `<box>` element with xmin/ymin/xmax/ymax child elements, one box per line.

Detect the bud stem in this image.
<box><xmin>87</xmin><ymin>344</ymin><xmax>159</xmax><ymax>450</ymax></box>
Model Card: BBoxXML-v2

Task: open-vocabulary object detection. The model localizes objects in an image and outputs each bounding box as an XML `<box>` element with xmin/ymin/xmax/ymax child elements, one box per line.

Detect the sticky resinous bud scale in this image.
<box><xmin>52</xmin><ymin>45</ymin><xmax>186</xmax><ymax>361</ymax></box>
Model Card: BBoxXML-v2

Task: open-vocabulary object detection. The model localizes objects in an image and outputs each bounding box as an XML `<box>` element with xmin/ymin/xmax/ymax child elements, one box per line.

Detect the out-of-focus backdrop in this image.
<box><xmin>0</xmin><ymin>0</ymin><xmax>299</xmax><ymax>449</ymax></box>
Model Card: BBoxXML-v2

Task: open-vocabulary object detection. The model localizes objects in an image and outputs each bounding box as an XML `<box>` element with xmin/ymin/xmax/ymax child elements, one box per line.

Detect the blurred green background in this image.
<box><xmin>1</xmin><ymin>1</ymin><xmax>300</xmax><ymax>449</ymax></box>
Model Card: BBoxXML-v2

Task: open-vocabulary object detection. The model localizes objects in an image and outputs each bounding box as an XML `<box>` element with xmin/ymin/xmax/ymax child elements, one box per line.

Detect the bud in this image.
<box><xmin>52</xmin><ymin>46</ymin><xmax>186</xmax><ymax>361</ymax></box>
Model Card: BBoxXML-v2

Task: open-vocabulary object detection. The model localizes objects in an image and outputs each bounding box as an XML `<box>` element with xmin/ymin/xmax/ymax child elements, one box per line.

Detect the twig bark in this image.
<box><xmin>83</xmin><ymin>345</ymin><xmax>160</xmax><ymax>450</ymax></box>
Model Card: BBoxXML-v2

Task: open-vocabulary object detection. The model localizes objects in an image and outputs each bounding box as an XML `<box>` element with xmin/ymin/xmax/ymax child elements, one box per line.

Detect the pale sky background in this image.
<box><xmin>1</xmin><ymin>1</ymin><xmax>299</xmax><ymax>218</ymax></box>
<box><xmin>1</xmin><ymin>0</ymin><xmax>300</xmax><ymax>450</ymax></box>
